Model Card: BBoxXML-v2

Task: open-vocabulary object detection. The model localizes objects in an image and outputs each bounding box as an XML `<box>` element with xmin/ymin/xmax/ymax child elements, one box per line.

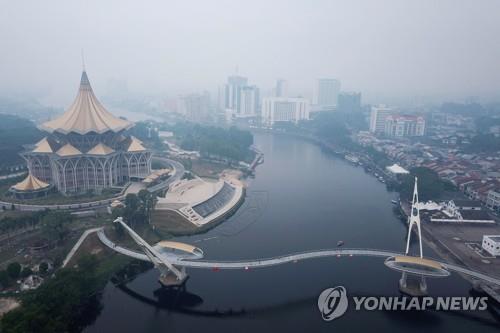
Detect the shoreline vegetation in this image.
<box><xmin>165</xmin><ymin>122</ymin><xmax>255</xmax><ymax>164</ymax></box>
<box><xmin>0</xmin><ymin>254</ymin><xmax>134</xmax><ymax>333</ymax></box>
<box><xmin>253</xmin><ymin>117</ymin><xmax>497</xmax><ymax>287</ymax></box>
<box><xmin>253</xmin><ymin>112</ymin><xmax>458</xmax><ymax>202</ymax></box>
<box><xmin>0</xmin><ymin>117</ymin><xmax>489</xmax><ymax>332</ymax></box>
<box><xmin>150</xmin><ymin>122</ymin><xmax>255</xmax><ymax>235</ymax></box>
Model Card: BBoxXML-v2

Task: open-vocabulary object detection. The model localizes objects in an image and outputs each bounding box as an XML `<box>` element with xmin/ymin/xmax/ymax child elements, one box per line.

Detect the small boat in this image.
<box><xmin>337</xmin><ymin>240</ymin><xmax>344</xmax><ymax>247</ymax></box>
<box><xmin>391</xmin><ymin>200</ymin><xmax>398</xmax><ymax>205</ymax></box>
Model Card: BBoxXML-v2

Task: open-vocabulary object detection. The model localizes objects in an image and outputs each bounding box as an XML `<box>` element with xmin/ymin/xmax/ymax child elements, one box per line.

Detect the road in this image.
<box><xmin>147</xmin><ymin>157</ymin><xmax>185</xmax><ymax>193</ymax></box>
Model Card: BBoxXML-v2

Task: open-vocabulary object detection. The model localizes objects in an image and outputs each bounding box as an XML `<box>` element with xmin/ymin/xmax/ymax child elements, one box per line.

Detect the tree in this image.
<box><xmin>7</xmin><ymin>262</ymin><xmax>21</xmax><ymax>279</ymax></box>
<box><xmin>0</xmin><ymin>270</ymin><xmax>10</xmax><ymax>287</ymax></box>
<box><xmin>39</xmin><ymin>262</ymin><xmax>49</xmax><ymax>275</ymax></box>
<box><xmin>171</xmin><ymin>122</ymin><xmax>254</xmax><ymax>162</ymax></box>
<box><xmin>466</xmin><ymin>134</ymin><xmax>500</xmax><ymax>153</ymax></box>
<box><xmin>399</xmin><ymin>167</ymin><xmax>445</xmax><ymax>201</ymax></box>
<box><xmin>76</xmin><ymin>255</ymin><xmax>98</xmax><ymax>274</ymax></box>
<box><xmin>138</xmin><ymin>189</ymin><xmax>155</xmax><ymax>225</ymax></box>
<box><xmin>1</xmin><ymin>255</ymin><xmax>103</xmax><ymax>333</ymax></box>
<box><xmin>20</xmin><ymin>267</ymin><xmax>33</xmax><ymax>278</ymax></box>
<box><xmin>41</xmin><ymin>211</ymin><xmax>73</xmax><ymax>243</ymax></box>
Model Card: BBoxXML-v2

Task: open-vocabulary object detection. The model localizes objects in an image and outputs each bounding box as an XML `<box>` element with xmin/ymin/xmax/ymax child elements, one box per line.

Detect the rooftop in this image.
<box><xmin>87</xmin><ymin>142</ymin><xmax>115</xmax><ymax>155</ymax></box>
<box><xmin>160</xmin><ymin>178</ymin><xmax>224</xmax><ymax>207</ymax></box>
<box><xmin>32</xmin><ymin>137</ymin><xmax>55</xmax><ymax>153</ymax></box>
<box><xmin>127</xmin><ymin>136</ymin><xmax>147</xmax><ymax>152</ymax></box>
<box><xmin>453</xmin><ymin>199</ymin><xmax>482</xmax><ymax>208</ymax></box>
<box><xmin>56</xmin><ymin>143</ymin><xmax>82</xmax><ymax>157</ymax></box>
<box><xmin>39</xmin><ymin>71</ymin><xmax>134</xmax><ymax>135</ymax></box>
<box><xmin>11</xmin><ymin>173</ymin><xmax>51</xmax><ymax>192</ymax></box>
<box><xmin>485</xmin><ymin>235</ymin><xmax>500</xmax><ymax>243</ymax></box>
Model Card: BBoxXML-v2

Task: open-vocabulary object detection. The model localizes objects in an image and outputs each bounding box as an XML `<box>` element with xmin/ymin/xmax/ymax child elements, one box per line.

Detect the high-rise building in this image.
<box><xmin>275</xmin><ymin>79</ymin><xmax>288</xmax><ymax>97</ymax></box>
<box><xmin>239</xmin><ymin>85</ymin><xmax>259</xmax><ymax>117</ymax></box>
<box><xmin>261</xmin><ymin>97</ymin><xmax>310</xmax><ymax>126</ymax></box>
<box><xmin>338</xmin><ymin>92</ymin><xmax>361</xmax><ymax>113</ymax></box>
<box><xmin>177</xmin><ymin>92</ymin><xmax>211</xmax><ymax>122</ymax></box>
<box><xmin>369</xmin><ymin>105</ymin><xmax>393</xmax><ymax>133</ymax></box>
<box><xmin>313</xmin><ymin>78</ymin><xmax>341</xmax><ymax>110</ymax></box>
<box><xmin>384</xmin><ymin>115</ymin><xmax>426</xmax><ymax>137</ymax></box>
<box><xmin>223</xmin><ymin>75</ymin><xmax>260</xmax><ymax>118</ymax></box>
<box><xmin>224</xmin><ymin>75</ymin><xmax>248</xmax><ymax>112</ymax></box>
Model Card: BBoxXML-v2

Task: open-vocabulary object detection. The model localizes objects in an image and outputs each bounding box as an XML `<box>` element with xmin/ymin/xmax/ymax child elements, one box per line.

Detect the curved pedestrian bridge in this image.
<box><xmin>96</xmin><ymin>229</ymin><xmax>500</xmax><ymax>287</ymax></box>
<box><xmin>384</xmin><ymin>255</ymin><xmax>450</xmax><ymax>277</ymax></box>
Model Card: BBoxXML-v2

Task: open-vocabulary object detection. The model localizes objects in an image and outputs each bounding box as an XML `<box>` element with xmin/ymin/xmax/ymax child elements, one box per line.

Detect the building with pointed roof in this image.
<box><xmin>22</xmin><ymin>70</ymin><xmax>152</xmax><ymax>195</ymax></box>
<box><xmin>9</xmin><ymin>172</ymin><xmax>53</xmax><ymax>199</ymax></box>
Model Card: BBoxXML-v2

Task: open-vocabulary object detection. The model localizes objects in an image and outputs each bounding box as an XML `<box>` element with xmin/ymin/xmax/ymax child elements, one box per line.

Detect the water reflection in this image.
<box><xmin>117</xmin><ymin>283</ymin><xmax>246</xmax><ymax>317</ymax></box>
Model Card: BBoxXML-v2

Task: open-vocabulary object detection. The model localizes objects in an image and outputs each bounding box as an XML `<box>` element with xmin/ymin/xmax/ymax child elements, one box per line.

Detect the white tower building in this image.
<box><xmin>369</xmin><ymin>105</ymin><xmax>393</xmax><ymax>133</ymax></box>
<box><xmin>261</xmin><ymin>97</ymin><xmax>310</xmax><ymax>126</ymax></box>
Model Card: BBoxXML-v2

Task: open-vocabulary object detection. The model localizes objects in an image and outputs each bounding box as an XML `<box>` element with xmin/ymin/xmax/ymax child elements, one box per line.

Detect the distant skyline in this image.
<box><xmin>1</xmin><ymin>0</ymin><xmax>500</xmax><ymax>107</ymax></box>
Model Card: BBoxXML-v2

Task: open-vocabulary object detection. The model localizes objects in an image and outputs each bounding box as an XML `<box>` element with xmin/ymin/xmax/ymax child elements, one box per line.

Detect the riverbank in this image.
<box><xmin>152</xmin><ymin>172</ymin><xmax>247</xmax><ymax>236</ymax></box>
<box><xmin>83</xmin><ymin>132</ymin><xmax>500</xmax><ymax>333</ymax></box>
<box><xmin>257</xmin><ymin>127</ymin><xmax>500</xmax><ymax>289</ymax></box>
<box><xmin>398</xmin><ymin>200</ymin><xmax>500</xmax><ymax>298</ymax></box>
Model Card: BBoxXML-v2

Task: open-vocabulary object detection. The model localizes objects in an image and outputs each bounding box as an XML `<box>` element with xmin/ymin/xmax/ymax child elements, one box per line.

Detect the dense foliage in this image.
<box><xmin>171</xmin><ymin>123</ymin><xmax>253</xmax><ymax>162</ymax></box>
<box><xmin>40</xmin><ymin>211</ymin><xmax>74</xmax><ymax>243</ymax></box>
<box><xmin>112</xmin><ymin>191</ymin><xmax>154</xmax><ymax>227</ymax></box>
<box><xmin>466</xmin><ymin>134</ymin><xmax>500</xmax><ymax>153</ymax></box>
<box><xmin>474</xmin><ymin>115</ymin><xmax>500</xmax><ymax>133</ymax></box>
<box><xmin>0</xmin><ymin>211</ymin><xmax>73</xmax><ymax>244</ymax></box>
<box><xmin>309</xmin><ymin>112</ymin><xmax>351</xmax><ymax>143</ymax></box>
<box><xmin>129</xmin><ymin>121</ymin><xmax>164</xmax><ymax>149</ymax></box>
<box><xmin>1</xmin><ymin>255</ymin><xmax>103</xmax><ymax>333</ymax></box>
<box><xmin>398</xmin><ymin>167</ymin><xmax>454</xmax><ymax>201</ymax></box>
<box><xmin>440</xmin><ymin>102</ymin><xmax>486</xmax><ymax>116</ymax></box>
<box><xmin>0</xmin><ymin>114</ymin><xmax>43</xmax><ymax>170</ymax></box>
<box><xmin>278</xmin><ymin>112</ymin><xmax>365</xmax><ymax>147</ymax></box>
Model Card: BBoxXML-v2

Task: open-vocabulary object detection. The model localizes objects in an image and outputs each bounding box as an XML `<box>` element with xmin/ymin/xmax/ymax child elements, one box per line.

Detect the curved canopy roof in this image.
<box><xmin>11</xmin><ymin>173</ymin><xmax>51</xmax><ymax>192</ymax></box>
<box><xmin>39</xmin><ymin>71</ymin><xmax>134</xmax><ymax>135</ymax></box>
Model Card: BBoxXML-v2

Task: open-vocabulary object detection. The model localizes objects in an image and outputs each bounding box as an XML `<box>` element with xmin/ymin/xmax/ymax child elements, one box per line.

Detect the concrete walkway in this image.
<box><xmin>96</xmin><ymin>228</ymin><xmax>500</xmax><ymax>287</ymax></box>
<box><xmin>62</xmin><ymin>227</ymin><xmax>102</xmax><ymax>268</ymax></box>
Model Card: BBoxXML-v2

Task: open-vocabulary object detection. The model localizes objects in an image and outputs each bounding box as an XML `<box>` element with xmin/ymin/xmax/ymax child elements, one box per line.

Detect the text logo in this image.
<box><xmin>317</xmin><ymin>286</ymin><xmax>348</xmax><ymax>321</ymax></box>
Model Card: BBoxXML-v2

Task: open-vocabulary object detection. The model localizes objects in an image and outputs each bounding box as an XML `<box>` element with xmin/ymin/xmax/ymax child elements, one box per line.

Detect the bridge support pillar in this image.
<box><xmin>159</xmin><ymin>266</ymin><xmax>188</xmax><ymax>288</ymax></box>
<box><xmin>399</xmin><ymin>272</ymin><xmax>428</xmax><ymax>296</ymax></box>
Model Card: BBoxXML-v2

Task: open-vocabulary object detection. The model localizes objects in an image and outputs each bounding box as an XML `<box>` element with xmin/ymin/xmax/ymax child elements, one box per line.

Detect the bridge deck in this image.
<box><xmin>95</xmin><ymin>229</ymin><xmax>500</xmax><ymax>286</ymax></box>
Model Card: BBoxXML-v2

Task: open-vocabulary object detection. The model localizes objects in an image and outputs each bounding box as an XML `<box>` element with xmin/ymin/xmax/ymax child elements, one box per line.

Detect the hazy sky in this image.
<box><xmin>1</xmin><ymin>0</ymin><xmax>500</xmax><ymax>106</ymax></box>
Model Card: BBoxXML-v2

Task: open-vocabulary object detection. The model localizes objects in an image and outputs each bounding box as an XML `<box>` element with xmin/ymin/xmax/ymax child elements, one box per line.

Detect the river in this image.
<box><xmin>84</xmin><ymin>132</ymin><xmax>500</xmax><ymax>332</ymax></box>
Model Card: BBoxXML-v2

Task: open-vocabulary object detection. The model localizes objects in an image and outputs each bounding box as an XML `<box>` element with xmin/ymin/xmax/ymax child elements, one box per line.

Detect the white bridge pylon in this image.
<box><xmin>405</xmin><ymin>177</ymin><xmax>423</xmax><ymax>258</ymax></box>
<box><xmin>113</xmin><ymin>217</ymin><xmax>187</xmax><ymax>285</ymax></box>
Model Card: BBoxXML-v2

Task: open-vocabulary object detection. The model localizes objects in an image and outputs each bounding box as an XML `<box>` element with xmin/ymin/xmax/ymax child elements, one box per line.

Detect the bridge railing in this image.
<box><xmin>95</xmin><ymin>227</ymin><xmax>500</xmax><ymax>286</ymax></box>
